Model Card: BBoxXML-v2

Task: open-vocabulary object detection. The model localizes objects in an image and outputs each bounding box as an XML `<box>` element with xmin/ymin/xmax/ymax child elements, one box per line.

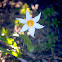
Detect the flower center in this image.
<box><xmin>27</xmin><ymin>20</ymin><xmax>34</xmax><ymax>27</ymax></box>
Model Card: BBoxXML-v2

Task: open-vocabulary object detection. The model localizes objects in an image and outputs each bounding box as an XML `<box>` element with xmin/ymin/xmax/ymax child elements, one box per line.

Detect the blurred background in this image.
<box><xmin>0</xmin><ymin>0</ymin><xmax>62</xmax><ymax>62</ymax></box>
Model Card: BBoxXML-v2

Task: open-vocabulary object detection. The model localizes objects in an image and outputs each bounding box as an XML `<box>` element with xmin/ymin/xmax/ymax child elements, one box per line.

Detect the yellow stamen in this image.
<box><xmin>27</xmin><ymin>20</ymin><xmax>34</xmax><ymax>27</ymax></box>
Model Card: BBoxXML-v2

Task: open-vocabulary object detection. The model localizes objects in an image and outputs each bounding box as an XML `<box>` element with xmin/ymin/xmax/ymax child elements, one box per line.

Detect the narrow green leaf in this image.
<box><xmin>0</xmin><ymin>47</ymin><xmax>21</xmax><ymax>58</ymax></box>
<box><xmin>20</xmin><ymin>34</ymin><xmax>34</xmax><ymax>52</ymax></box>
<box><xmin>0</xmin><ymin>36</ymin><xmax>19</xmax><ymax>53</ymax></box>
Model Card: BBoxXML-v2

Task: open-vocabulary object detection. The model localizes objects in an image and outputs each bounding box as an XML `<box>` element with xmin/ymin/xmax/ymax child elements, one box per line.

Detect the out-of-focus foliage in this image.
<box><xmin>36</xmin><ymin>8</ymin><xmax>58</xmax><ymax>53</ymax></box>
<box><xmin>44</xmin><ymin>32</ymin><xmax>58</xmax><ymax>49</ymax></box>
<box><xmin>0</xmin><ymin>36</ymin><xmax>19</xmax><ymax>53</ymax></box>
<box><xmin>42</xmin><ymin>8</ymin><xmax>57</xmax><ymax>17</ymax></box>
<box><xmin>0</xmin><ymin>29</ymin><xmax>34</xmax><ymax>58</ymax></box>
<box><xmin>0</xmin><ymin>35</ymin><xmax>21</xmax><ymax>58</ymax></box>
<box><xmin>35</xmin><ymin>32</ymin><xmax>58</xmax><ymax>52</ymax></box>
<box><xmin>1</xmin><ymin>52</ymin><xmax>7</xmax><ymax>57</ymax></box>
<box><xmin>20</xmin><ymin>3</ymin><xmax>31</xmax><ymax>15</ymax></box>
<box><xmin>0</xmin><ymin>27</ymin><xmax>22</xmax><ymax>58</ymax></box>
<box><xmin>39</xmin><ymin>8</ymin><xmax>58</xmax><ymax>28</ymax></box>
<box><xmin>0</xmin><ymin>47</ymin><xmax>21</xmax><ymax>58</ymax></box>
<box><xmin>35</xmin><ymin>43</ymin><xmax>47</xmax><ymax>53</ymax></box>
<box><xmin>52</xmin><ymin>18</ymin><xmax>60</xmax><ymax>28</ymax></box>
<box><xmin>1</xmin><ymin>27</ymin><xmax>8</xmax><ymax>36</ymax></box>
<box><xmin>13</xmin><ymin>19</ymin><xmax>24</xmax><ymax>27</ymax></box>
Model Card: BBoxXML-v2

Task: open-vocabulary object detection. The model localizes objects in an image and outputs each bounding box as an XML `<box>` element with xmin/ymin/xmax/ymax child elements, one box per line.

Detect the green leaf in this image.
<box><xmin>20</xmin><ymin>34</ymin><xmax>34</xmax><ymax>52</ymax></box>
<box><xmin>45</xmin><ymin>41</ymin><xmax>52</xmax><ymax>49</ymax></box>
<box><xmin>52</xmin><ymin>18</ymin><xmax>58</xmax><ymax>28</ymax></box>
<box><xmin>42</xmin><ymin>8</ymin><xmax>57</xmax><ymax>17</ymax></box>
<box><xmin>0</xmin><ymin>47</ymin><xmax>21</xmax><ymax>58</ymax></box>
<box><xmin>0</xmin><ymin>36</ymin><xmax>19</xmax><ymax>53</ymax></box>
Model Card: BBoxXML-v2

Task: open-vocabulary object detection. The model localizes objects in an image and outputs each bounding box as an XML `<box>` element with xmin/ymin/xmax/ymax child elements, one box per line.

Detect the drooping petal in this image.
<box><xmin>16</xmin><ymin>18</ymin><xmax>26</xmax><ymax>24</ymax></box>
<box><xmin>29</xmin><ymin>27</ymin><xmax>35</xmax><ymax>38</ymax></box>
<box><xmin>33</xmin><ymin>23</ymin><xmax>44</xmax><ymax>29</ymax></box>
<box><xmin>19</xmin><ymin>24</ymin><xmax>29</xmax><ymax>33</ymax></box>
<box><xmin>32</xmin><ymin>12</ymin><xmax>41</xmax><ymax>22</ymax></box>
<box><xmin>26</xmin><ymin>10</ymin><xmax>31</xmax><ymax>20</ymax></box>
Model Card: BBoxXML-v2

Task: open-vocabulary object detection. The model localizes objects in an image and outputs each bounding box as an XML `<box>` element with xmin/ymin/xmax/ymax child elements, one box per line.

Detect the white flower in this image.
<box><xmin>16</xmin><ymin>10</ymin><xmax>44</xmax><ymax>37</ymax></box>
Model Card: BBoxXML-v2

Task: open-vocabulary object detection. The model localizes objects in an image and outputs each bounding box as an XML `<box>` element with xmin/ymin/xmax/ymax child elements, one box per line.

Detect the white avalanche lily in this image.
<box><xmin>16</xmin><ymin>10</ymin><xmax>44</xmax><ymax>37</ymax></box>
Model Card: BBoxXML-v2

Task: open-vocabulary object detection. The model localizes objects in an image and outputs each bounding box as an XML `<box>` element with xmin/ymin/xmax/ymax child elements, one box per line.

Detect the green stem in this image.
<box><xmin>22</xmin><ymin>33</ymin><xmax>26</xmax><ymax>51</ymax></box>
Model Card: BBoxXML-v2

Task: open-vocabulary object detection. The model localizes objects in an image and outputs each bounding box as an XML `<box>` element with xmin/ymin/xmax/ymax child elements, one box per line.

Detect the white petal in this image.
<box><xmin>33</xmin><ymin>23</ymin><xmax>44</xmax><ymax>29</ymax></box>
<box><xmin>29</xmin><ymin>27</ymin><xmax>35</xmax><ymax>37</ymax></box>
<box><xmin>26</xmin><ymin>10</ymin><xmax>31</xmax><ymax>20</ymax></box>
<box><xmin>32</xmin><ymin>12</ymin><xmax>41</xmax><ymax>22</ymax></box>
<box><xmin>16</xmin><ymin>18</ymin><xmax>26</xmax><ymax>24</ymax></box>
<box><xmin>19</xmin><ymin>24</ymin><xmax>29</xmax><ymax>33</ymax></box>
